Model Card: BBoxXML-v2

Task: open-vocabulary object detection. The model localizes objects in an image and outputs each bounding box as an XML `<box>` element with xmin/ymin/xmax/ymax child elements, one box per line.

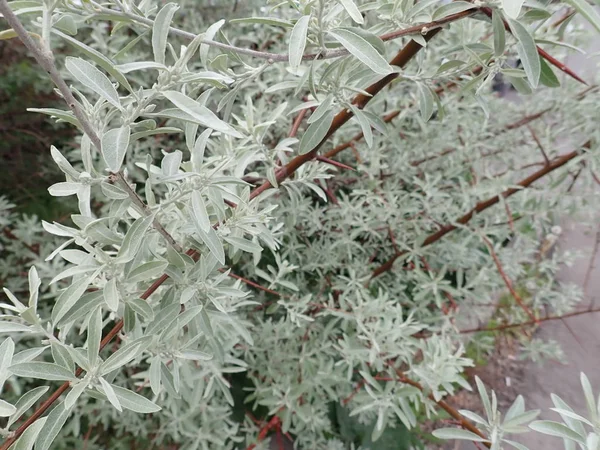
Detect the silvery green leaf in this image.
<box><xmin>548</xmin><ymin>408</ymin><xmax>593</xmax><ymax>426</ymax></box>
<box><xmin>504</xmin><ymin>395</ymin><xmax>525</xmax><ymax>422</ymax></box>
<box><xmin>539</xmin><ymin>58</ymin><xmax>560</xmax><ymax>87</ymax></box>
<box><xmin>27</xmin><ymin>108</ymin><xmax>79</xmax><ymax>128</ymax></box>
<box><xmin>432</xmin><ymin>428</ymin><xmax>489</xmax><ymax>442</ymax></box>
<box><xmin>101</xmin><ymin>125</ymin><xmax>130</xmax><ymax>172</ymax></box>
<box><xmin>103</xmin><ymin>278</ymin><xmax>119</xmax><ymax>312</ymax></box>
<box><xmin>177</xmin><ymin>350</ymin><xmax>213</xmax><ymax>361</ymax></box>
<box><xmin>116</xmin><ymin>215</ymin><xmax>154</xmax><ymax>263</ymax></box>
<box><xmin>50</xmin><ymin>265</ymin><xmax>98</xmax><ymax>286</ymax></box>
<box><xmin>116</xmin><ymin>61</ymin><xmax>168</xmax><ymax>73</ymax></box>
<box><xmin>299</xmin><ymin>109</ymin><xmax>334</xmax><ymax>154</ymax></box>
<box><xmin>503</xmin><ymin>439</ymin><xmax>530</xmax><ymax>450</ymax></box>
<box><xmin>502</xmin><ymin>410</ymin><xmax>541</xmax><ymax>430</ymax></box>
<box><xmin>529</xmin><ymin>420</ymin><xmax>585</xmax><ymax>443</ymax></box>
<box><xmin>145</xmin><ymin>304</ymin><xmax>180</xmax><ymax>336</ymax></box>
<box><xmin>100</xmin><ymin>182</ymin><xmax>129</xmax><ymax>200</ymax></box>
<box><xmin>127</xmin><ymin>260</ymin><xmax>169</xmax><ymax>283</ymax></box>
<box><xmin>149</xmin><ymin>356</ymin><xmax>161</xmax><ymax>395</ymax></box>
<box><xmin>475</xmin><ymin>376</ymin><xmax>493</xmax><ymax>422</ymax></box>
<box><xmin>127</xmin><ymin>298</ymin><xmax>154</xmax><ymax>321</ymax></box>
<box><xmin>9</xmin><ymin>362</ymin><xmax>75</xmax><ymax>381</ymax></box>
<box><xmin>87</xmin><ymin>307</ymin><xmax>102</xmax><ymax>367</ymax></box>
<box><xmin>581</xmin><ymin>372</ymin><xmax>597</xmax><ymax>421</ymax></box>
<box><xmin>349</xmin><ymin>105</ymin><xmax>373</xmax><ymax>148</ymax></box>
<box><xmin>161</xmin><ymin>149</ymin><xmax>182</xmax><ymax>176</ymax></box>
<box><xmin>35</xmin><ymin>403</ymin><xmax>71</xmax><ymax>450</ymax></box>
<box><xmin>65</xmin><ymin>57</ymin><xmax>121</xmax><ymax>109</ymax></box>
<box><xmin>64</xmin><ymin>379</ymin><xmax>89</xmax><ymax>409</ymax></box>
<box><xmin>288</xmin><ymin>15</ymin><xmax>310</xmax><ymax>71</ymax></box>
<box><xmin>130</xmin><ymin>127</ymin><xmax>182</xmax><ymax>142</ymax></box>
<box><xmin>191</xmin><ymin>190</ymin><xmax>211</xmax><ymax>232</ymax></box>
<box><xmin>11</xmin><ymin>416</ymin><xmax>46</xmax><ymax>450</ymax></box>
<box><xmin>416</xmin><ymin>82</ymin><xmax>435</xmax><ymax>121</ymax></box>
<box><xmin>99</xmin><ymin>377</ymin><xmax>122</xmax><ymax>411</ymax></box>
<box><xmin>11</xmin><ymin>347</ymin><xmax>48</xmax><ymax>365</ymax></box>
<box><xmin>111</xmin><ymin>386</ymin><xmax>161</xmax><ymax>413</ymax></box>
<box><xmin>100</xmin><ymin>336</ymin><xmax>152</xmax><ymax>375</ymax></box>
<box><xmin>328</xmin><ymin>28</ymin><xmax>392</xmax><ymax>75</ymax></box>
<box><xmin>0</xmin><ymin>399</ymin><xmax>15</xmax><ymax>417</ymax></box>
<box><xmin>564</xmin><ymin>0</ymin><xmax>600</xmax><ymax>32</ymax></box>
<box><xmin>502</xmin><ymin>0</ymin><xmax>524</xmax><ymax>19</ymax></box>
<box><xmin>195</xmin><ymin>223</ymin><xmax>225</xmax><ymax>265</ymax></box>
<box><xmin>223</xmin><ymin>236</ymin><xmax>262</xmax><ymax>254</ymax></box>
<box><xmin>339</xmin><ymin>0</ymin><xmax>364</xmax><ymax>24</ymax></box>
<box><xmin>152</xmin><ymin>3</ymin><xmax>179</xmax><ymax>64</ymax></box>
<box><xmin>0</xmin><ymin>322</ymin><xmax>31</xmax><ymax>333</ymax></box>
<box><xmin>432</xmin><ymin>1</ymin><xmax>475</xmax><ymax>20</ymax></box>
<box><xmin>307</xmin><ymin>94</ymin><xmax>333</xmax><ymax>124</ymax></box>
<box><xmin>0</xmin><ymin>337</ymin><xmax>14</xmax><ymax>376</ymax></box>
<box><xmin>228</xmin><ymin>17</ymin><xmax>292</xmax><ymax>27</ymax></box>
<box><xmin>163</xmin><ymin>91</ymin><xmax>241</xmax><ymax>137</ymax></box>
<box><xmin>48</xmin><ymin>182</ymin><xmax>79</xmax><ymax>197</ymax></box>
<box><xmin>458</xmin><ymin>409</ymin><xmax>488</xmax><ymax>426</ymax></box>
<box><xmin>53</xmin><ymin>30</ymin><xmax>132</xmax><ymax>92</ymax></box>
<box><xmin>507</xmin><ymin>19</ymin><xmax>540</xmax><ymax>88</ymax></box>
<box><xmin>50</xmin><ymin>146</ymin><xmax>80</xmax><ymax>179</ymax></box>
<box><xmin>54</xmin><ymin>14</ymin><xmax>77</xmax><ymax>35</ymax></box>
<box><xmin>492</xmin><ymin>10</ymin><xmax>506</xmax><ymax>57</ymax></box>
<box><xmin>200</xmin><ymin>19</ymin><xmax>225</xmax><ymax>66</ymax></box>
<box><xmin>51</xmin><ymin>343</ymin><xmax>74</xmax><ymax>373</ymax></box>
<box><xmin>52</xmin><ymin>276</ymin><xmax>92</xmax><ymax>325</ymax></box>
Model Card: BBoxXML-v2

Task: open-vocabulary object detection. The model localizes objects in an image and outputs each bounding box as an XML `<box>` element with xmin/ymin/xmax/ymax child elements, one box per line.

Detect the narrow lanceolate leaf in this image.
<box><xmin>289</xmin><ymin>15</ymin><xmax>310</xmax><ymax>70</ymax></box>
<box><xmin>492</xmin><ymin>10</ymin><xmax>506</xmax><ymax>57</ymax></box>
<box><xmin>35</xmin><ymin>403</ymin><xmax>71</xmax><ymax>450</ymax></box>
<box><xmin>101</xmin><ymin>125</ymin><xmax>131</xmax><ymax>172</ymax></box>
<box><xmin>416</xmin><ymin>82</ymin><xmax>435</xmax><ymax>121</ymax></box>
<box><xmin>200</xmin><ymin>19</ymin><xmax>225</xmax><ymax>66</ymax></box>
<box><xmin>502</xmin><ymin>0</ymin><xmax>525</xmax><ymax>19</ymax></box>
<box><xmin>127</xmin><ymin>260</ymin><xmax>169</xmax><ymax>283</ymax></box>
<box><xmin>432</xmin><ymin>1</ymin><xmax>475</xmax><ymax>20</ymax></box>
<box><xmin>539</xmin><ymin>58</ymin><xmax>560</xmax><ymax>87</ymax></box>
<box><xmin>0</xmin><ymin>322</ymin><xmax>31</xmax><ymax>333</ymax></box>
<box><xmin>100</xmin><ymin>336</ymin><xmax>152</xmax><ymax>375</ymax></box>
<box><xmin>0</xmin><ymin>337</ymin><xmax>15</xmax><ymax>372</ymax></box>
<box><xmin>52</xmin><ymin>276</ymin><xmax>92</xmax><ymax>325</ymax></box>
<box><xmin>103</xmin><ymin>278</ymin><xmax>119</xmax><ymax>312</ymax></box>
<box><xmin>87</xmin><ymin>307</ymin><xmax>102</xmax><ymax>367</ymax></box>
<box><xmin>99</xmin><ymin>377</ymin><xmax>122</xmax><ymax>411</ymax></box>
<box><xmin>7</xmin><ymin>387</ymin><xmax>49</xmax><ymax>428</ymax></box>
<box><xmin>529</xmin><ymin>420</ymin><xmax>585</xmax><ymax>443</ymax></box>
<box><xmin>0</xmin><ymin>399</ymin><xmax>16</xmax><ymax>417</ymax></box>
<box><xmin>116</xmin><ymin>61</ymin><xmax>168</xmax><ymax>73</ymax></box>
<box><xmin>111</xmin><ymin>385</ymin><xmax>161</xmax><ymax>413</ymax></box>
<box><xmin>328</xmin><ymin>28</ymin><xmax>393</xmax><ymax>75</ymax></box>
<box><xmin>11</xmin><ymin>416</ymin><xmax>46</xmax><ymax>450</ymax></box>
<box><xmin>191</xmin><ymin>190</ymin><xmax>210</xmax><ymax>232</ymax></box>
<box><xmin>432</xmin><ymin>428</ymin><xmax>489</xmax><ymax>442</ymax></box>
<box><xmin>163</xmin><ymin>91</ymin><xmax>242</xmax><ymax>137</ymax></box>
<box><xmin>152</xmin><ymin>3</ymin><xmax>179</xmax><ymax>64</ymax></box>
<box><xmin>299</xmin><ymin>110</ymin><xmax>335</xmax><ymax>155</ymax></box>
<box><xmin>195</xmin><ymin>224</ymin><xmax>226</xmax><ymax>265</ymax></box>
<box><xmin>339</xmin><ymin>0</ymin><xmax>364</xmax><ymax>23</ymax></box>
<box><xmin>507</xmin><ymin>19</ymin><xmax>541</xmax><ymax>88</ymax></box>
<box><xmin>177</xmin><ymin>350</ymin><xmax>213</xmax><ymax>361</ymax></box>
<box><xmin>65</xmin><ymin>57</ymin><xmax>121</xmax><ymax>109</ymax></box>
<box><xmin>116</xmin><ymin>215</ymin><xmax>154</xmax><ymax>263</ymax></box>
<box><xmin>563</xmin><ymin>0</ymin><xmax>600</xmax><ymax>33</ymax></box>
<box><xmin>9</xmin><ymin>362</ymin><xmax>75</xmax><ymax>381</ymax></box>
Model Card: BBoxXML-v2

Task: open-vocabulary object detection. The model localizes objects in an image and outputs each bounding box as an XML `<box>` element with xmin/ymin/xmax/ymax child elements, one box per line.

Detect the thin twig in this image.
<box><xmin>481</xmin><ymin>235</ymin><xmax>538</xmax><ymax>323</ymax></box>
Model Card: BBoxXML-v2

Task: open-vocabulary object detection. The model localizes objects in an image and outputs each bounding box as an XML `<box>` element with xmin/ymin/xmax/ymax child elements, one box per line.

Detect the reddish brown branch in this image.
<box><xmin>370</xmin><ymin>142</ymin><xmax>589</xmax><ymax>280</ymax></box>
<box><xmin>458</xmin><ymin>306</ymin><xmax>600</xmax><ymax>334</ymax></box>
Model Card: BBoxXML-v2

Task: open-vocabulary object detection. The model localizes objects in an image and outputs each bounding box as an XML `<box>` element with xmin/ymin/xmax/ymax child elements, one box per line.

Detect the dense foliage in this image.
<box><xmin>0</xmin><ymin>0</ymin><xmax>599</xmax><ymax>449</ymax></box>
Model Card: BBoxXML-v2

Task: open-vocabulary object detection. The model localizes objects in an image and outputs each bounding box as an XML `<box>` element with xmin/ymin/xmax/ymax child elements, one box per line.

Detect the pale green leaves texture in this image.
<box><xmin>289</xmin><ymin>15</ymin><xmax>310</xmax><ymax>71</ymax></box>
<box><xmin>101</xmin><ymin>125</ymin><xmax>131</xmax><ymax>172</ymax></box>
<box><xmin>329</xmin><ymin>28</ymin><xmax>392</xmax><ymax>75</ymax></box>
<box><xmin>65</xmin><ymin>57</ymin><xmax>120</xmax><ymax>109</ymax></box>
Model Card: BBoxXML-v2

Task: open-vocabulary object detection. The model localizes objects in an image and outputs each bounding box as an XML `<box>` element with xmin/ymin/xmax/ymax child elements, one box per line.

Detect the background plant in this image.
<box><xmin>0</xmin><ymin>0</ymin><xmax>599</xmax><ymax>449</ymax></box>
